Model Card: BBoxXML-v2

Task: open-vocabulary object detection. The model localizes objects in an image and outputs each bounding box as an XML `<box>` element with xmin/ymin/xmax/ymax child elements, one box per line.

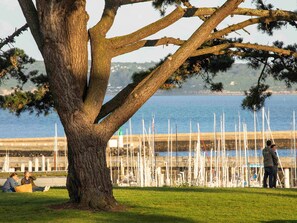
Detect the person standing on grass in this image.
<box><xmin>21</xmin><ymin>171</ymin><xmax>50</xmax><ymax>192</ymax></box>
<box><xmin>262</xmin><ymin>140</ymin><xmax>278</xmax><ymax>188</ymax></box>
<box><xmin>2</xmin><ymin>173</ymin><xmax>19</xmax><ymax>192</ymax></box>
<box><xmin>271</xmin><ymin>144</ymin><xmax>279</xmax><ymax>188</ymax></box>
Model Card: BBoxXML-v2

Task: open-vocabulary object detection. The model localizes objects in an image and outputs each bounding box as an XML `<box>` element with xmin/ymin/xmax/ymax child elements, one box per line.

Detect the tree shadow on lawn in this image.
<box><xmin>0</xmin><ymin>192</ymin><xmax>67</xmax><ymax>221</ymax></box>
<box><xmin>0</xmin><ymin>190</ymin><xmax>197</xmax><ymax>223</ymax></box>
<box><xmin>115</xmin><ymin>187</ymin><xmax>297</xmax><ymax>199</ymax></box>
<box><xmin>217</xmin><ymin>188</ymin><xmax>297</xmax><ymax>199</ymax></box>
<box><xmin>0</xmin><ymin>191</ymin><xmax>67</xmax><ymax>206</ymax></box>
<box><xmin>261</xmin><ymin>221</ymin><xmax>297</xmax><ymax>223</ymax></box>
<box><xmin>94</xmin><ymin>211</ymin><xmax>198</xmax><ymax>223</ymax></box>
<box><xmin>1</xmin><ymin>187</ymin><xmax>296</xmax><ymax>222</ymax></box>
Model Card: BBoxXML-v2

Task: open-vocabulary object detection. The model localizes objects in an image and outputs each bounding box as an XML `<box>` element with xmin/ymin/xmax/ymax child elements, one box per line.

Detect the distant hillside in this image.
<box><xmin>173</xmin><ymin>63</ymin><xmax>297</xmax><ymax>95</ymax></box>
<box><xmin>1</xmin><ymin>61</ymin><xmax>296</xmax><ymax>95</ymax></box>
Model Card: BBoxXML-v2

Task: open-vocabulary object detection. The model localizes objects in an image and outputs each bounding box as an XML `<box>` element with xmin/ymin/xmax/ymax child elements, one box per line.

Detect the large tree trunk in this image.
<box><xmin>65</xmin><ymin>120</ymin><xmax>117</xmax><ymax>210</ymax></box>
<box><xmin>35</xmin><ymin>1</ymin><xmax>118</xmax><ymax>210</ymax></box>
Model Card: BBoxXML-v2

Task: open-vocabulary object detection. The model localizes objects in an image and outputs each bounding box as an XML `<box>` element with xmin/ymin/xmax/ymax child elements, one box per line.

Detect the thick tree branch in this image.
<box><xmin>92</xmin><ymin>1</ymin><xmax>118</xmax><ymax>36</ymax></box>
<box><xmin>233</xmin><ymin>43</ymin><xmax>297</xmax><ymax>57</ymax></box>
<box><xmin>210</xmin><ymin>15</ymin><xmax>297</xmax><ymax>40</ymax></box>
<box><xmin>182</xmin><ymin>1</ymin><xmax>212</xmax><ymax>23</ymax></box>
<box><xmin>114</xmin><ymin>37</ymin><xmax>184</xmax><ymax>56</ymax></box>
<box><xmin>182</xmin><ymin>7</ymin><xmax>297</xmax><ymax>18</ymax></box>
<box><xmin>83</xmin><ymin>2</ymin><xmax>119</xmax><ymax>122</ymax></box>
<box><xmin>112</xmin><ymin>6</ymin><xmax>296</xmax><ymax>48</ymax></box>
<box><xmin>95</xmin><ymin>54</ymin><xmax>164</xmax><ymax>121</ymax></box>
<box><xmin>211</xmin><ymin>17</ymin><xmax>262</xmax><ymax>39</ymax></box>
<box><xmin>113</xmin><ymin>17</ymin><xmax>280</xmax><ymax>56</ymax></box>
<box><xmin>110</xmin><ymin>6</ymin><xmax>185</xmax><ymax>48</ymax></box>
<box><xmin>95</xmin><ymin>83</ymin><xmax>137</xmax><ymax>122</ymax></box>
<box><xmin>119</xmin><ymin>0</ymin><xmax>153</xmax><ymax>5</ymax></box>
<box><xmin>83</xmin><ymin>36</ymin><xmax>112</xmax><ymax>122</ymax></box>
<box><xmin>100</xmin><ymin>0</ymin><xmax>244</xmax><ymax>140</ymax></box>
<box><xmin>191</xmin><ymin>42</ymin><xmax>297</xmax><ymax>58</ymax></box>
<box><xmin>113</xmin><ymin>10</ymin><xmax>297</xmax><ymax>57</ymax></box>
<box><xmin>18</xmin><ymin>0</ymin><xmax>43</xmax><ymax>53</ymax></box>
<box><xmin>95</xmin><ymin>61</ymin><xmax>161</xmax><ymax>122</ymax></box>
<box><xmin>191</xmin><ymin>43</ymin><xmax>297</xmax><ymax>58</ymax></box>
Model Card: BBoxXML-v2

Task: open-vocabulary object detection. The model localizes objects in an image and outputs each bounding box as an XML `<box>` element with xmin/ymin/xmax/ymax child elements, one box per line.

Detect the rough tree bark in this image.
<box><xmin>32</xmin><ymin>0</ymin><xmax>117</xmax><ymax>210</ymax></box>
<box><xmin>65</xmin><ymin>119</ymin><xmax>116</xmax><ymax>210</ymax></box>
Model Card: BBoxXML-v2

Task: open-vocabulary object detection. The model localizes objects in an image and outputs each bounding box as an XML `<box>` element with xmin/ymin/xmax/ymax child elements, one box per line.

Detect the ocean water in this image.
<box><xmin>0</xmin><ymin>95</ymin><xmax>297</xmax><ymax>138</ymax></box>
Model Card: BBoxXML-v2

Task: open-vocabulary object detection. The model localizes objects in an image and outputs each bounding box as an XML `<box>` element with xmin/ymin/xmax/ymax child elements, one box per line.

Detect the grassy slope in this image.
<box><xmin>0</xmin><ymin>187</ymin><xmax>296</xmax><ymax>223</ymax></box>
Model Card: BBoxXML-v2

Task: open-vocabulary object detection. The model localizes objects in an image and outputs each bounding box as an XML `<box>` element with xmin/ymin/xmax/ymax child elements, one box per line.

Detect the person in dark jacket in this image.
<box><xmin>271</xmin><ymin>144</ymin><xmax>279</xmax><ymax>188</ymax></box>
<box><xmin>21</xmin><ymin>171</ymin><xmax>50</xmax><ymax>192</ymax></box>
<box><xmin>2</xmin><ymin>173</ymin><xmax>19</xmax><ymax>192</ymax></box>
<box><xmin>262</xmin><ymin>140</ymin><xmax>278</xmax><ymax>188</ymax></box>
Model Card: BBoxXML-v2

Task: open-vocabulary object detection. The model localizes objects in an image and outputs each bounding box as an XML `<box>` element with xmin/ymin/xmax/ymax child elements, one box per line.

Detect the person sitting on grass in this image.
<box><xmin>2</xmin><ymin>172</ymin><xmax>19</xmax><ymax>192</ymax></box>
<box><xmin>21</xmin><ymin>171</ymin><xmax>50</xmax><ymax>192</ymax></box>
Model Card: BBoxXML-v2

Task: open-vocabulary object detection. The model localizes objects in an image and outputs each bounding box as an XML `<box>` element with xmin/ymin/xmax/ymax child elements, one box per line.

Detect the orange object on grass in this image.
<box><xmin>15</xmin><ymin>184</ymin><xmax>33</xmax><ymax>193</ymax></box>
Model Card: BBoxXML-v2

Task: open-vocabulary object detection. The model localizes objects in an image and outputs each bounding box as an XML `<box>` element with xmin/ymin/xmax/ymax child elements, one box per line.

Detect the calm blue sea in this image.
<box><xmin>0</xmin><ymin>95</ymin><xmax>297</xmax><ymax>138</ymax></box>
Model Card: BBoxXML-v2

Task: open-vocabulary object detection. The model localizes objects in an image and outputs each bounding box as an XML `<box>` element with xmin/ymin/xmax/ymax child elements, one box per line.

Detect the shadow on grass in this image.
<box><xmin>216</xmin><ymin>187</ymin><xmax>297</xmax><ymax>199</ymax></box>
<box><xmin>1</xmin><ymin>187</ymin><xmax>296</xmax><ymax>223</ymax></box>
<box><xmin>0</xmin><ymin>191</ymin><xmax>196</xmax><ymax>223</ymax></box>
<box><xmin>93</xmin><ymin>212</ymin><xmax>197</xmax><ymax>223</ymax></box>
<box><xmin>115</xmin><ymin>186</ymin><xmax>297</xmax><ymax>198</ymax></box>
<box><xmin>18</xmin><ymin>206</ymin><xmax>195</xmax><ymax>223</ymax></box>
<box><xmin>115</xmin><ymin>186</ymin><xmax>297</xmax><ymax>192</ymax></box>
<box><xmin>262</xmin><ymin>221</ymin><xmax>297</xmax><ymax>223</ymax></box>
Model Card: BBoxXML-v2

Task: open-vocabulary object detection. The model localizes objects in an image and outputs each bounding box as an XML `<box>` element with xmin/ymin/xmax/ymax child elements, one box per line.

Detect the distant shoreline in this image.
<box><xmin>105</xmin><ymin>91</ymin><xmax>297</xmax><ymax>97</ymax></box>
<box><xmin>2</xmin><ymin>90</ymin><xmax>297</xmax><ymax>96</ymax></box>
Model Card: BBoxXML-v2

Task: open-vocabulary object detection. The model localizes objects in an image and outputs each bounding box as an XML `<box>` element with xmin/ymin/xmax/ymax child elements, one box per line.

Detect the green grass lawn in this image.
<box><xmin>0</xmin><ymin>187</ymin><xmax>296</xmax><ymax>223</ymax></box>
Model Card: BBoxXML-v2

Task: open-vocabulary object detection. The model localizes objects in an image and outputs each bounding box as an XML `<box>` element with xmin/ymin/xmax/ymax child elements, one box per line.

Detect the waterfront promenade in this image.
<box><xmin>0</xmin><ymin>176</ymin><xmax>66</xmax><ymax>187</ymax></box>
<box><xmin>1</xmin><ymin>130</ymin><xmax>296</xmax><ymax>188</ymax></box>
<box><xmin>1</xmin><ymin>131</ymin><xmax>296</xmax><ymax>178</ymax></box>
<box><xmin>0</xmin><ymin>130</ymin><xmax>296</xmax><ymax>153</ymax></box>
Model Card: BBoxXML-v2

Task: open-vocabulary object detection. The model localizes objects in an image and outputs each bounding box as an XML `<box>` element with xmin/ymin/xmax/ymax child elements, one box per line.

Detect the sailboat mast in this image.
<box><xmin>54</xmin><ymin>123</ymin><xmax>58</xmax><ymax>171</ymax></box>
<box><xmin>293</xmin><ymin>111</ymin><xmax>296</xmax><ymax>183</ymax></box>
<box><xmin>188</xmin><ymin>121</ymin><xmax>192</xmax><ymax>185</ymax></box>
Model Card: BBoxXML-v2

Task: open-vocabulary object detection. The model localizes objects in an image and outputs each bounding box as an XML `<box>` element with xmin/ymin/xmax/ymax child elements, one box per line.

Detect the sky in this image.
<box><xmin>0</xmin><ymin>0</ymin><xmax>297</xmax><ymax>63</ymax></box>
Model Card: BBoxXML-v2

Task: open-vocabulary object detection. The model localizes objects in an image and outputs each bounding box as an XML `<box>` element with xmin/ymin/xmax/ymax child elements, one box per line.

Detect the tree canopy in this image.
<box><xmin>0</xmin><ymin>25</ymin><xmax>51</xmax><ymax>115</ymax></box>
<box><xmin>1</xmin><ymin>0</ymin><xmax>297</xmax><ymax>116</ymax></box>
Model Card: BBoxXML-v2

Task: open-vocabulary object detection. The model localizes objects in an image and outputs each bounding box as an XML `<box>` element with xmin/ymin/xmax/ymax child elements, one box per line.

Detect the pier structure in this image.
<box><xmin>0</xmin><ymin>130</ymin><xmax>296</xmax><ymax>153</ymax></box>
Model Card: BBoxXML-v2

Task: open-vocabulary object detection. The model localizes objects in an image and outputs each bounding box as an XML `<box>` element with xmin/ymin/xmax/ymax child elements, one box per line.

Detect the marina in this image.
<box><xmin>1</xmin><ymin>108</ymin><xmax>297</xmax><ymax>188</ymax></box>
